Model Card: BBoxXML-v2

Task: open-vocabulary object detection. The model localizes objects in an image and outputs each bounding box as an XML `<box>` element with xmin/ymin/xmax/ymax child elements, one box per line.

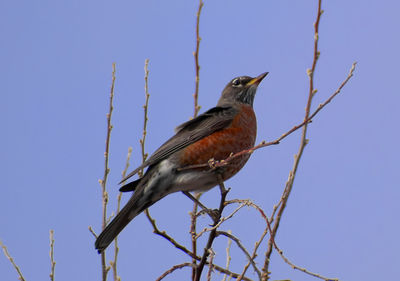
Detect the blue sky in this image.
<box><xmin>1</xmin><ymin>0</ymin><xmax>399</xmax><ymax>280</ymax></box>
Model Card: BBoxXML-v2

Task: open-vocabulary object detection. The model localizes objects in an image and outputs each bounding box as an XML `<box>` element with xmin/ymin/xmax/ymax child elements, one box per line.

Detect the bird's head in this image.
<box><xmin>217</xmin><ymin>72</ymin><xmax>268</xmax><ymax>107</ymax></box>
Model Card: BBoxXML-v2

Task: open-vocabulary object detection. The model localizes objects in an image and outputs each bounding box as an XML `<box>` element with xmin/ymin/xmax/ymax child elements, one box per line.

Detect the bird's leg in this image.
<box><xmin>182</xmin><ymin>191</ymin><xmax>219</xmax><ymax>221</ymax></box>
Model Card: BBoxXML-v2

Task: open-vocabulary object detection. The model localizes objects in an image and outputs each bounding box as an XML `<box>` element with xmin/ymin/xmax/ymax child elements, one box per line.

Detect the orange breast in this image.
<box><xmin>180</xmin><ymin>104</ymin><xmax>256</xmax><ymax>179</ymax></box>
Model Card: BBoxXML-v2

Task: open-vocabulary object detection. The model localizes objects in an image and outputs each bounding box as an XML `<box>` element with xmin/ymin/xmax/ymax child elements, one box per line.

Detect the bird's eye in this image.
<box><xmin>232</xmin><ymin>78</ymin><xmax>240</xmax><ymax>87</ymax></box>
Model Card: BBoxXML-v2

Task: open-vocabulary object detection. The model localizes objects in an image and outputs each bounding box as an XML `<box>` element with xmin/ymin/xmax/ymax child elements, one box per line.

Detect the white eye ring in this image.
<box><xmin>232</xmin><ymin>78</ymin><xmax>240</xmax><ymax>87</ymax></box>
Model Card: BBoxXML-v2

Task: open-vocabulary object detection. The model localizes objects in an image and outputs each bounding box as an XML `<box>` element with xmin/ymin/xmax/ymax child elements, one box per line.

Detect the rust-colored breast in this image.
<box><xmin>180</xmin><ymin>104</ymin><xmax>256</xmax><ymax>180</ymax></box>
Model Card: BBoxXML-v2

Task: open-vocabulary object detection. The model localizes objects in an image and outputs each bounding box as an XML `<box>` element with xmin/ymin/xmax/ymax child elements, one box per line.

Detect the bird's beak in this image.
<box><xmin>247</xmin><ymin>72</ymin><xmax>269</xmax><ymax>86</ymax></box>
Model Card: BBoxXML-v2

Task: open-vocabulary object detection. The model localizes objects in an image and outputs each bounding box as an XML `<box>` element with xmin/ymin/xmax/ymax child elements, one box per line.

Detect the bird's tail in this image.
<box><xmin>95</xmin><ymin>187</ymin><xmax>150</xmax><ymax>253</ymax></box>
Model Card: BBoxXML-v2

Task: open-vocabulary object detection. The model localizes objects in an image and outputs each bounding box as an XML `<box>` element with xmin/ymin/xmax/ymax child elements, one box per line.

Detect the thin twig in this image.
<box><xmin>140</xmin><ymin>60</ymin><xmax>171</xmax><ymax>270</ymax></box>
<box><xmin>207</xmin><ymin>249</ymin><xmax>215</xmax><ymax>281</ymax></box>
<box><xmin>225</xmin><ymin>199</ymin><xmax>270</xmax><ymax>280</ymax></box>
<box><xmin>49</xmin><ymin>230</ymin><xmax>56</xmax><ymax>281</ymax></box>
<box><xmin>121</xmin><ymin>147</ymin><xmax>133</xmax><ymax>182</ymax></box>
<box><xmin>237</xmin><ymin>227</ymin><xmax>268</xmax><ymax>281</ymax></box>
<box><xmin>217</xmin><ymin>231</ymin><xmax>262</xmax><ymax>280</ymax></box>
<box><xmin>190</xmin><ymin>192</ymin><xmax>201</xmax><ymax>280</ymax></box>
<box><xmin>99</xmin><ymin>62</ymin><xmax>116</xmax><ymax>281</ymax></box>
<box><xmin>88</xmin><ymin>226</ymin><xmax>98</xmax><ymax>239</ymax></box>
<box><xmin>212</xmin><ymin>266</ymin><xmax>252</xmax><ymax>281</ymax></box>
<box><xmin>0</xmin><ymin>240</ymin><xmax>26</xmax><ymax>281</ymax></box>
<box><xmin>110</xmin><ymin>147</ymin><xmax>133</xmax><ymax>281</ymax></box>
<box><xmin>155</xmin><ymin>259</ymin><xmax>255</xmax><ymax>281</ymax></box>
<box><xmin>262</xmin><ymin>0</ymin><xmax>324</xmax><ymax>273</ymax></box>
<box><xmin>222</xmin><ymin>230</ymin><xmax>233</xmax><ymax>281</ymax></box>
<box><xmin>139</xmin><ymin>59</ymin><xmax>151</xmax><ymax>177</ymax></box>
<box><xmin>156</xmin><ymin>263</ymin><xmax>196</xmax><ymax>281</ymax></box>
<box><xmin>146</xmin><ymin>210</ymin><xmax>198</xmax><ymax>260</ymax></box>
<box><xmin>195</xmin><ymin>202</ymin><xmax>246</xmax><ymax>239</ymax></box>
<box><xmin>140</xmin><ymin>59</ymin><xmax>156</xmax><ymax>235</ymax></box>
<box><xmin>190</xmin><ymin>1</ymin><xmax>204</xmax><ymax>278</ymax></box>
<box><xmin>273</xmin><ymin>243</ymin><xmax>338</xmax><ymax>281</ymax></box>
<box><xmin>262</xmin><ymin>2</ymin><xmax>324</xmax><ymax>278</ymax></box>
<box><xmin>193</xmin><ymin>0</ymin><xmax>203</xmax><ymax>118</ymax></box>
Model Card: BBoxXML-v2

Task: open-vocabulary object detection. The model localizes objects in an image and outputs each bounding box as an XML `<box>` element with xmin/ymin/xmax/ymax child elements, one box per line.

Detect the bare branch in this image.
<box><xmin>225</xmin><ymin>199</ymin><xmax>270</xmax><ymax>279</ymax></box>
<box><xmin>207</xmin><ymin>249</ymin><xmax>215</xmax><ymax>281</ymax></box>
<box><xmin>49</xmin><ymin>230</ymin><xmax>56</xmax><ymax>281</ymax></box>
<box><xmin>217</xmin><ymin>231</ymin><xmax>261</xmax><ymax>280</ymax></box>
<box><xmin>98</xmin><ymin>62</ymin><xmax>116</xmax><ymax>281</ymax></box>
<box><xmin>0</xmin><ymin>240</ymin><xmax>26</xmax><ymax>281</ymax></box>
<box><xmin>110</xmin><ymin>147</ymin><xmax>133</xmax><ymax>281</ymax></box>
<box><xmin>262</xmin><ymin>0</ymin><xmax>324</xmax><ymax>277</ymax></box>
<box><xmin>190</xmin><ymin>1</ymin><xmax>204</xmax><ymax>278</ymax></box>
<box><xmin>145</xmin><ymin>209</ymin><xmax>198</xmax><ymax>260</ymax></box>
<box><xmin>195</xmin><ymin>202</ymin><xmax>246</xmax><ymax>240</ymax></box>
<box><xmin>156</xmin><ymin>263</ymin><xmax>196</xmax><ymax>281</ymax></box>
<box><xmin>193</xmin><ymin>0</ymin><xmax>203</xmax><ymax>117</ymax></box>
<box><xmin>222</xmin><ymin>230</ymin><xmax>233</xmax><ymax>281</ymax></box>
<box><xmin>273</xmin><ymin>243</ymin><xmax>338</xmax><ymax>281</ymax></box>
<box><xmin>88</xmin><ymin>226</ymin><xmax>98</xmax><ymax>239</ymax></box>
<box><xmin>139</xmin><ymin>59</ymin><xmax>151</xmax><ymax>177</ymax></box>
<box><xmin>194</xmin><ymin>178</ymin><xmax>229</xmax><ymax>281</ymax></box>
<box><xmin>189</xmin><ymin>192</ymin><xmax>201</xmax><ymax>280</ymax></box>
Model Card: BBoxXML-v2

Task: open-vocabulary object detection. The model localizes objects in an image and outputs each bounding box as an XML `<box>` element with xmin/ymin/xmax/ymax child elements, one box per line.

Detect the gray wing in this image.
<box><xmin>120</xmin><ymin>106</ymin><xmax>238</xmax><ymax>183</ymax></box>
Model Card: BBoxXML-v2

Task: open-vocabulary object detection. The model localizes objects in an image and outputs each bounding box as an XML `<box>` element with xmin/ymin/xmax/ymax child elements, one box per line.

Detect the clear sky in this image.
<box><xmin>1</xmin><ymin>0</ymin><xmax>399</xmax><ymax>280</ymax></box>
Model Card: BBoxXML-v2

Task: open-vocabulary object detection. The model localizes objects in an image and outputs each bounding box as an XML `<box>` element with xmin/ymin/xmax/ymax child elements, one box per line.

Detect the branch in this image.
<box><xmin>88</xmin><ymin>226</ymin><xmax>98</xmax><ymax>239</ymax></box>
<box><xmin>156</xmin><ymin>263</ymin><xmax>196</xmax><ymax>281</ymax></box>
<box><xmin>222</xmin><ymin>230</ymin><xmax>233</xmax><ymax>281</ymax></box>
<box><xmin>225</xmin><ymin>199</ymin><xmax>271</xmax><ymax>279</ymax></box>
<box><xmin>190</xmin><ymin>1</ymin><xmax>204</xmax><ymax>278</ymax></box>
<box><xmin>110</xmin><ymin>147</ymin><xmax>133</xmax><ymax>281</ymax></box>
<box><xmin>49</xmin><ymin>230</ymin><xmax>56</xmax><ymax>281</ymax></box>
<box><xmin>194</xmin><ymin>178</ymin><xmax>229</xmax><ymax>281</ymax></box>
<box><xmin>0</xmin><ymin>240</ymin><xmax>26</xmax><ymax>281</ymax></box>
<box><xmin>262</xmin><ymin>1</ymin><xmax>323</xmax><ymax>277</ymax></box>
<box><xmin>217</xmin><ymin>231</ymin><xmax>262</xmax><ymax>280</ymax></box>
<box><xmin>207</xmin><ymin>249</ymin><xmax>215</xmax><ymax>281</ymax></box>
<box><xmin>189</xmin><ymin>192</ymin><xmax>201</xmax><ymax>280</ymax></box>
<box><xmin>195</xmin><ymin>202</ymin><xmax>246</xmax><ymax>240</ymax></box>
<box><xmin>146</xmin><ymin>210</ymin><xmax>198</xmax><ymax>260</ymax></box>
<box><xmin>98</xmin><ymin>62</ymin><xmax>116</xmax><ymax>281</ymax></box>
<box><xmin>139</xmin><ymin>59</ymin><xmax>151</xmax><ymax>177</ymax></box>
<box><xmin>273</xmin><ymin>243</ymin><xmax>338</xmax><ymax>281</ymax></box>
<box><xmin>155</xmin><ymin>261</ymin><xmax>253</xmax><ymax>281</ymax></box>
<box><xmin>193</xmin><ymin>0</ymin><xmax>203</xmax><ymax>118</ymax></box>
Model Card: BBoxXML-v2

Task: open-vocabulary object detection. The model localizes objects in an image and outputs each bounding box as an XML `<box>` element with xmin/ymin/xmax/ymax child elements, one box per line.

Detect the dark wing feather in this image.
<box><xmin>120</xmin><ymin>106</ymin><xmax>237</xmax><ymax>183</ymax></box>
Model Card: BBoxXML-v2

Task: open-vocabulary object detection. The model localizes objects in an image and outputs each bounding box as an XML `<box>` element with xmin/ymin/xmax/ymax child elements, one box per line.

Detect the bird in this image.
<box><xmin>95</xmin><ymin>72</ymin><xmax>268</xmax><ymax>252</ymax></box>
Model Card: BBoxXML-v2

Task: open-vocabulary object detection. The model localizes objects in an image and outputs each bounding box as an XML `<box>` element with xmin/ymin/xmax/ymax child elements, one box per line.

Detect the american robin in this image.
<box><xmin>95</xmin><ymin>72</ymin><xmax>268</xmax><ymax>252</ymax></box>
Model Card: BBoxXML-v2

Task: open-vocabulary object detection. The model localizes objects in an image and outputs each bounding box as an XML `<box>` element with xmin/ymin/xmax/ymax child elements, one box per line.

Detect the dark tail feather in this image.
<box><xmin>119</xmin><ymin>178</ymin><xmax>141</xmax><ymax>192</ymax></box>
<box><xmin>95</xmin><ymin>190</ymin><xmax>147</xmax><ymax>253</ymax></box>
